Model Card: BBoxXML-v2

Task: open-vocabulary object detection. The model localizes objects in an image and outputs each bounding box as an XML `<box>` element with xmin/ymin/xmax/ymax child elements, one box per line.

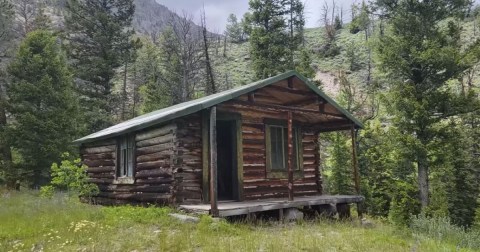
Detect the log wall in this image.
<box><xmin>81</xmin><ymin>123</ymin><xmax>178</xmax><ymax>205</ymax></box>
<box><xmin>218</xmin><ymin>99</ymin><xmax>323</xmax><ymax>201</ymax></box>
<box><xmin>173</xmin><ymin>113</ymin><xmax>203</xmax><ymax>204</ymax></box>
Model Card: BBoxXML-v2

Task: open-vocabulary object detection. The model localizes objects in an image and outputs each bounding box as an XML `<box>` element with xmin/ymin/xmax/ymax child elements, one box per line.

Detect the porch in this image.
<box><xmin>179</xmin><ymin>195</ymin><xmax>364</xmax><ymax>217</ymax></box>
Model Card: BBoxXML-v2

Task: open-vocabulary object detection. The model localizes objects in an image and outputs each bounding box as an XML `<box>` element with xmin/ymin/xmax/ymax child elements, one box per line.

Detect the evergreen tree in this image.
<box><xmin>375</xmin><ymin>0</ymin><xmax>476</xmax><ymax>209</ymax></box>
<box><xmin>225</xmin><ymin>14</ymin><xmax>244</xmax><ymax>43</ymax></box>
<box><xmin>64</xmin><ymin>0</ymin><xmax>135</xmax><ymax>133</ymax></box>
<box><xmin>248</xmin><ymin>0</ymin><xmax>305</xmax><ymax>79</ymax></box>
<box><xmin>0</xmin><ymin>0</ymin><xmax>14</xmax><ymax>187</ymax></box>
<box><xmin>7</xmin><ymin>30</ymin><xmax>79</xmax><ymax>187</ymax></box>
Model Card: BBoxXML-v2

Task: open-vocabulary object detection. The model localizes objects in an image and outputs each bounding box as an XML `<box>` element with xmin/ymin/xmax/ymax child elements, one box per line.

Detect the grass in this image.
<box><xmin>1</xmin><ymin>191</ymin><xmax>479</xmax><ymax>251</ymax></box>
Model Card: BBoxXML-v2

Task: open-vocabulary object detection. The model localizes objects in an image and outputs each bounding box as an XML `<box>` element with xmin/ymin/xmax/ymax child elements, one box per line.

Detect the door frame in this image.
<box><xmin>202</xmin><ymin>110</ymin><xmax>243</xmax><ymax>203</ymax></box>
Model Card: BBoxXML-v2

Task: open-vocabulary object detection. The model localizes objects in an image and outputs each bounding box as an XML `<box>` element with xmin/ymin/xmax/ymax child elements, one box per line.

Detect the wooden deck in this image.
<box><xmin>179</xmin><ymin>195</ymin><xmax>364</xmax><ymax>217</ymax></box>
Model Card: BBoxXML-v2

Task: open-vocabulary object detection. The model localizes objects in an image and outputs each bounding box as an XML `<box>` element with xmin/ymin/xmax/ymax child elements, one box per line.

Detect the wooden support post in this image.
<box><xmin>201</xmin><ymin>110</ymin><xmax>209</xmax><ymax>203</ymax></box>
<box><xmin>210</xmin><ymin>107</ymin><xmax>218</xmax><ymax>217</ymax></box>
<box><xmin>350</xmin><ymin>125</ymin><xmax>360</xmax><ymax>194</ymax></box>
<box><xmin>350</xmin><ymin>125</ymin><xmax>362</xmax><ymax>217</ymax></box>
<box><xmin>314</xmin><ymin>131</ymin><xmax>322</xmax><ymax>193</ymax></box>
<box><xmin>287</xmin><ymin>111</ymin><xmax>294</xmax><ymax>201</ymax></box>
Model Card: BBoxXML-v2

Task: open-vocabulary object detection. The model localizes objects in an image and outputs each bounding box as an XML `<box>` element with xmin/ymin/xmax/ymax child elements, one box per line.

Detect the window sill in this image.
<box><xmin>113</xmin><ymin>177</ymin><xmax>135</xmax><ymax>184</ymax></box>
<box><xmin>266</xmin><ymin>170</ymin><xmax>303</xmax><ymax>179</ymax></box>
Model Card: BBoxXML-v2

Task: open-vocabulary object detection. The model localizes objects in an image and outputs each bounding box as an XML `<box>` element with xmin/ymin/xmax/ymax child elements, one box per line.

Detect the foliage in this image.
<box><xmin>411</xmin><ymin>214</ymin><xmax>480</xmax><ymax>250</ymax></box>
<box><xmin>64</xmin><ymin>0</ymin><xmax>136</xmax><ymax>133</ymax></box>
<box><xmin>325</xmin><ymin>132</ymin><xmax>353</xmax><ymax>195</ymax></box>
<box><xmin>40</xmin><ymin>153</ymin><xmax>99</xmax><ymax>198</ymax></box>
<box><xmin>226</xmin><ymin>14</ymin><xmax>245</xmax><ymax>43</ymax></box>
<box><xmin>374</xmin><ymin>0</ymin><xmax>478</xmax><ymax>210</ymax></box>
<box><xmin>6</xmin><ymin>30</ymin><xmax>79</xmax><ymax>187</ymax></box>
<box><xmin>249</xmin><ymin>0</ymin><xmax>305</xmax><ymax>78</ymax></box>
<box><xmin>388</xmin><ymin>180</ymin><xmax>421</xmax><ymax>226</ymax></box>
<box><xmin>349</xmin><ymin>1</ymin><xmax>369</xmax><ymax>34</ymax></box>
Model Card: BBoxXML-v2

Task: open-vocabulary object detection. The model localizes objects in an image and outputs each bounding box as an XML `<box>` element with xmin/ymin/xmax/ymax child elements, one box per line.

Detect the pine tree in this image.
<box><xmin>7</xmin><ymin>30</ymin><xmax>79</xmax><ymax>187</ymax></box>
<box><xmin>375</xmin><ymin>0</ymin><xmax>477</xmax><ymax>209</ymax></box>
<box><xmin>0</xmin><ymin>0</ymin><xmax>14</xmax><ymax>187</ymax></box>
<box><xmin>249</xmin><ymin>0</ymin><xmax>306</xmax><ymax>79</ymax></box>
<box><xmin>225</xmin><ymin>14</ymin><xmax>244</xmax><ymax>43</ymax></box>
<box><xmin>64</xmin><ymin>0</ymin><xmax>135</xmax><ymax>133</ymax></box>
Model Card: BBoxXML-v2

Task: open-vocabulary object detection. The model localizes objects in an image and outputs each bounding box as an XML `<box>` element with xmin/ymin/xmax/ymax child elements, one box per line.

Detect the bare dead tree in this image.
<box><xmin>201</xmin><ymin>6</ymin><xmax>216</xmax><ymax>95</ymax></box>
<box><xmin>14</xmin><ymin>0</ymin><xmax>36</xmax><ymax>37</ymax></box>
<box><xmin>158</xmin><ymin>11</ymin><xmax>203</xmax><ymax>104</ymax></box>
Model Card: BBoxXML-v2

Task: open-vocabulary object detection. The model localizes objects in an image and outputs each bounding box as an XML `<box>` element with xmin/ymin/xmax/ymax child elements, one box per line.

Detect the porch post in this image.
<box><xmin>209</xmin><ymin>106</ymin><xmax>218</xmax><ymax>216</ymax></box>
<box><xmin>287</xmin><ymin>111</ymin><xmax>294</xmax><ymax>201</ymax></box>
<box><xmin>350</xmin><ymin>124</ymin><xmax>362</xmax><ymax>217</ymax></box>
<box><xmin>350</xmin><ymin>125</ymin><xmax>360</xmax><ymax>194</ymax></box>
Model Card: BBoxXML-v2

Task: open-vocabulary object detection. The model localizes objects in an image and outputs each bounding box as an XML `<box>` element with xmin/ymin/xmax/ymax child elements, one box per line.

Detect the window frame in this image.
<box><xmin>114</xmin><ymin>133</ymin><xmax>135</xmax><ymax>184</ymax></box>
<box><xmin>265</xmin><ymin>119</ymin><xmax>304</xmax><ymax>179</ymax></box>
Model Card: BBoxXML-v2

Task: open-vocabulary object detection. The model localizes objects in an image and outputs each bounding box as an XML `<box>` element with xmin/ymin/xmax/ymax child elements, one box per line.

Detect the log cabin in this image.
<box><xmin>74</xmin><ymin>70</ymin><xmax>364</xmax><ymax>217</ymax></box>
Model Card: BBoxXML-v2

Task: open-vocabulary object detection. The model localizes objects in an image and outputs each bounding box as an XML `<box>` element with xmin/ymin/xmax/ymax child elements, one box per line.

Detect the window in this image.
<box><xmin>269</xmin><ymin>126</ymin><xmax>299</xmax><ymax>170</ymax></box>
<box><xmin>265</xmin><ymin>121</ymin><xmax>302</xmax><ymax>178</ymax></box>
<box><xmin>116</xmin><ymin>134</ymin><xmax>135</xmax><ymax>180</ymax></box>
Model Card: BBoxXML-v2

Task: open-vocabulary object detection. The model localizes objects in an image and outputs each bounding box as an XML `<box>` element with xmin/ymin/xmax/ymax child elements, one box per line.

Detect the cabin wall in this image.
<box><xmin>218</xmin><ymin>100</ymin><xmax>322</xmax><ymax>201</ymax></box>
<box><xmin>173</xmin><ymin>113</ymin><xmax>203</xmax><ymax>204</ymax></box>
<box><xmin>81</xmin><ymin>122</ymin><xmax>178</xmax><ymax>205</ymax></box>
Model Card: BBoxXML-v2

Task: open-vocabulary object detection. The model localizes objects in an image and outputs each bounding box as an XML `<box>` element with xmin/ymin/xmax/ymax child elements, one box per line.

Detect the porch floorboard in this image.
<box><xmin>179</xmin><ymin>195</ymin><xmax>364</xmax><ymax>217</ymax></box>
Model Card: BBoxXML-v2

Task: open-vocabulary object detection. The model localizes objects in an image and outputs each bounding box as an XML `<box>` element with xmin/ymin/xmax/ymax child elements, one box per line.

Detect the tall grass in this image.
<box><xmin>411</xmin><ymin>214</ymin><xmax>480</xmax><ymax>250</ymax></box>
<box><xmin>0</xmin><ymin>191</ymin><xmax>477</xmax><ymax>252</ymax></box>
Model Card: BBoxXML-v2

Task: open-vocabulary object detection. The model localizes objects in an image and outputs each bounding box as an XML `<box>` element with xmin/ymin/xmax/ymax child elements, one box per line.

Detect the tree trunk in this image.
<box><xmin>121</xmin><ymin>60</ymin><xmax>128</xmax><ymax>120</ymax></box>
<box><xmin>417</xmin><ymin>142</ymin><xmax>429</xmax><ymax>208</ymax></box>
<box><xmin>0</xmin><ymin>85</ymin><xmax>13</xmax><ymax>188</ymax></box>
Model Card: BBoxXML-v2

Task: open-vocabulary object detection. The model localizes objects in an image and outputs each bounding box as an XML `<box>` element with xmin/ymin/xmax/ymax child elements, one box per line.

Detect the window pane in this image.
<box><xmin>270</xmin><ymin>126</ymin><xmax>285</xmax><ymax>170</ymax></box>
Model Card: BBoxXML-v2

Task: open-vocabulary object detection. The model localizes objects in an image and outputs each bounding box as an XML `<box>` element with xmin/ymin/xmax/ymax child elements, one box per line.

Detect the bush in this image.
<box><xmin>411</xmin><ymin>214</ymin><xmax>480</xmax><ymax>250</ymax></box>
<box><xmin>40</xmin><ymin>153</ymin><xmax>99</xmax><ymax>199</ymax></box>
<box><xmin>388</xmin><ymin>180</ymin><xmax>421</xmax><ymax>226</ymax></box>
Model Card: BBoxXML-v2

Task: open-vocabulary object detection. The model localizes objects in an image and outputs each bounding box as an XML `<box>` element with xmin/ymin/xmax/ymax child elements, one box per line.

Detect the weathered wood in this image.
<box><xmin>81</xmin><ymin>145</ymin><xmax>115</xmax><ymax>154</ymax></box>
<box><xmin>97</xmin><ymin>192</ymin><xmax>171</xmax><ymax>203</ymax></box>
<box><xmin>135</xmin><ymin>124</ymin><xmax>176</xmax><ymax>141</ymax></box>
<box><xmin>135</xmin><ymin>177</ymin><xmax>174</xmax><ymax>185</ymax></box>
<box><xmin>135</xmin><ymin>168</ymin><xmax>172</xmax><ymax>178</ymax></box>
<box><xmin>136</xmin><ymin>143</ymin><xmax>173</xmax><ymax>156</ymax></box>
<box><xmin>287</xmin><ymin>111</ymin><xmax>294</xmax><ymax>201</ymax></box>
<box><xmin>86</xmin><ymin>166</ymin><xmax>115</xmax><ymax>173</ymax></box>
<box><xmin>209</xmin><ymin>107</ymin><xmax>218</xmax><ymax>217</ymax></box>
<box><xmin>98</xmin><ymin>184</ymin><xmax>171</xmax><ymax>193</ymax></box>
<box><xmin>82</xmin><ymin>153</ymin><xmax>115</xmax><ymax>160</ymax></box>
<box><xmin>351</xmin><ymin>125</ymin><xmax>360</xmax><ymax>195</ymax></box>
<box><xmin>136</xmin><ymin>152</ymin><xmax>172</xmax><ymax>163</ymax></box>
<box><xmin>136</xmin><ymin>160</ymin><xmax>170</xmax><ymax>171</ymax></box>
<box><xmin>136</xmin><ymin>134</ymin><xmax>175</xmax><ymax>148</ymax></box>
<box><xmin>83</xmin><ymin>159</ymin><xmax>115</xmax><ymax>167</ymax></box>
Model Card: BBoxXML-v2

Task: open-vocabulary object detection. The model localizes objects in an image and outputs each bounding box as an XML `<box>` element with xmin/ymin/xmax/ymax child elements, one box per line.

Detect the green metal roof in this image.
<box><xmin>74</xmin><ymin>70</ymin><xmax>363</xmax><ymax>144</ymax></box>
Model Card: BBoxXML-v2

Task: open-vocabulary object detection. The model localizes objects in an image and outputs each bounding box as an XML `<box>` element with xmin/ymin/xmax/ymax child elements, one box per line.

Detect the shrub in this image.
<box><xmin>40</xmin><ymin>153</ymin><xmax>99</xmax><ymax>199</ymax></box>
<box><xmin>411</xmin><ymin>214</ymin><xmax>480</xmax><ymax>250</ymax></box>
<box><xmin>388</xmin><ymin>180</ymin><xmax>421</xmax><ymax>226</ymax></box>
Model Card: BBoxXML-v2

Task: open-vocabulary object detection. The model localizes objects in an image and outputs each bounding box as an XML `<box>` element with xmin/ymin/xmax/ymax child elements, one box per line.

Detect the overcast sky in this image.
<box><xmin>157</xmin><ymin>0</ymin><xmax>359</xmax><ymax>32</ymax></box>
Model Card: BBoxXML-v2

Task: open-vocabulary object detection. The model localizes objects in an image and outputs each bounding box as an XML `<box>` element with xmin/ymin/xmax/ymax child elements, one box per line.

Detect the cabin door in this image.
<box><xmin>216</xmin><ymin>120</ymin><xmax>239</xmax><ymax>201</ymax></box>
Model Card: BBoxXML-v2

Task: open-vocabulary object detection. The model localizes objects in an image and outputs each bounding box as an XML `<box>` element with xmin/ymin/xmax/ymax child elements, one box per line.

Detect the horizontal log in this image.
<box><xmin>136</xmin><ymin>134</ymin><xmax>175</xmax><ymax>148</ymax></box>
<box><xmin>83</xmin><ymin>159</ymin><xmax>115</xmax><ymax>167</ymax></box>
<box><xmin>136</xmin><ymin>152</ymin><xmax>171</xmax><ymax>163</ymax></box>
<box><xmin>135</xmin><ymin>177</ymin><xmax>175</xmax><ymax>185</ymax></box>
<box><xmin>135</xmin><ymin>124</ymin><xmax>177</xmax><ymax>141</ymax></box>
<box><xmin>136</xmin><ymin>143</ymin><xmax>173</xmax><ymax>156</ymax></box>
<box><xmin>136</xmin><ymin>168</ymin><xmax>173</xmax><ymax>178</ymax></box>
<box><xmin>136</xmin><ymin>160</ymin><xmax>170</xmax><ymax>171</ymax></box>
<box><xmin>81</xmin><ymin>145</ymin><xmax>116</xmax><ymax>154</ymax></box>
<box><xmin>87</xmin><ymin>166</ymin><xmax>115</xmax><ymax>173</ymax></box>
<box><xmin>87</xmin><ymin>173</ymin><xmax>115</xmax><ymax>179</ymax></box>
<box><xmin>88</xmin><ymin>178</ymin><xmax>113</xmax><ymax>184</ymax></box>
<box><xmin>82</xmin><ymin>152</ymin><xmax>115</xmax><ymax>160</ymax></box>
<box><xmin>98</xmin><ymin>184</ymin><xmax>171</xmax><ymax>193</ymax></box>
<box><xmin>97</xmin><ymin>192</ymin><xmax>172</xmax><ymax>203</ymax></box>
